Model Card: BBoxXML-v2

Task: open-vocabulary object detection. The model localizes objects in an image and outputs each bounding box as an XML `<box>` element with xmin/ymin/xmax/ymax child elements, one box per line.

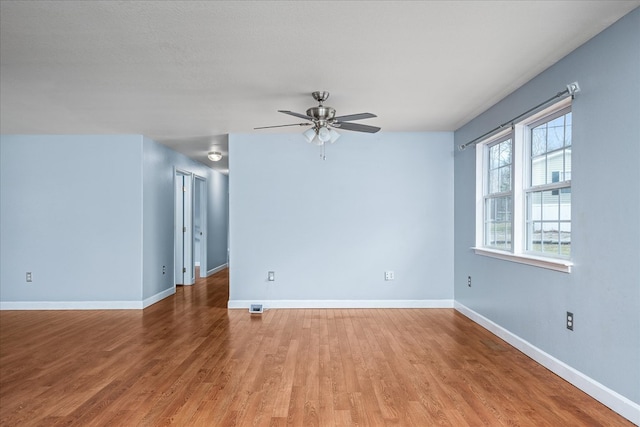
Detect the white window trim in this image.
<box><xmin>482</xmin><ymin>133</ymin><xmax>514</xmax><ymax>251</ymax></box>
<box><xmin>475</xmin><ymin>128</ymin><xmax>513</xmax><ymax>248</ymax></box>
<box><xmin>471</xmin><ymin>247</ymin><xmax>572</xmax><ymax>273</ymax></box>
<box><xmin>473</xmin><ymin>98</ymin><xmax>573</xmax><ymax>273</ymax></box>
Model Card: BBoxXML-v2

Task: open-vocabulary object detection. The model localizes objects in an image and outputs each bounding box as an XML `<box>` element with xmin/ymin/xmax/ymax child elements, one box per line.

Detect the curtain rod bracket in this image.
<box><xmin>567</xmin><ymin>82</ymin><xmax>581</xmax><ymax>96</ymax></box>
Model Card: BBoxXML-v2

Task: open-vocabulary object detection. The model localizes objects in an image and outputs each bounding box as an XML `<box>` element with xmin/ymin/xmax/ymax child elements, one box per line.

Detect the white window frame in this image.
<box><xmin>473</xmin><ymin>98</ymin><xmax>573</xmax><ymax>273</ymax></box>
<box><xmin>481</xmin><ymin>133</ymin><xmax>514</xmax><ymax>251</ymax></box>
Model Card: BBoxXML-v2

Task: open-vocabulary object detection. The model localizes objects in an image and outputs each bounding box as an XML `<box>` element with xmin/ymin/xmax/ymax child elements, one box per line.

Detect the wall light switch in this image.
<box><xmin>268</xmin><ymin>271</ymin><xmax>275</xmax><ymax>281</ymax></box>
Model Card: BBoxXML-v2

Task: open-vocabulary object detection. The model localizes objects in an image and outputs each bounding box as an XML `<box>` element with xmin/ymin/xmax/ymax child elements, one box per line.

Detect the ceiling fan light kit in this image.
<box><xmin>304</xmin><ymin>126</ymin><xmax>340</xmax><ymax>145</ymax></box>
<box><xmin>303</xmin><ymin>127</ymin><xmax>316</xmax><ymax>142</ymax></box>
<box><xmin>255</xmin><ymin>91</ymin><xmax>380</xmax><ymax>159</ymax></box>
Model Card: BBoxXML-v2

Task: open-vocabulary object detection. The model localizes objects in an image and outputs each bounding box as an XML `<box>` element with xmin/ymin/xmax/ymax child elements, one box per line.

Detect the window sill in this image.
<box><xmin>472</xmin><ymin>247</ymin><xmax>573</xmax><ymax>273</ymax></box>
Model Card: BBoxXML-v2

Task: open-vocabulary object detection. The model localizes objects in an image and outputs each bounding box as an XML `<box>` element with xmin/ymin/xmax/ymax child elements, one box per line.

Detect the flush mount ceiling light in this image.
<box><xmin>207</xmin><ymin>151</ymin><xmax>222</xmax><ymax>162</ymax></box>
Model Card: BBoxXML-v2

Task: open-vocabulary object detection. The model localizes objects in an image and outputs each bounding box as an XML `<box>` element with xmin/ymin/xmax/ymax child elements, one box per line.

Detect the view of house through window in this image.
<box><xmin>477</xmin><ymin>101</ymin><xmax>572</xmax><ymax>261</ymax></box>
<box><xmin>526</xmin><ymin>108</ymin><xmax>572</xmax><ymax>256</ymax></box>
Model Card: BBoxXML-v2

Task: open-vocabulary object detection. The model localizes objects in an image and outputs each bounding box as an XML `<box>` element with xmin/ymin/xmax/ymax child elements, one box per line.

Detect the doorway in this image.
<box><xmin>194</xmin><ymin>175</ymin><xmax>207</xmax><ymax>278</ymax></box>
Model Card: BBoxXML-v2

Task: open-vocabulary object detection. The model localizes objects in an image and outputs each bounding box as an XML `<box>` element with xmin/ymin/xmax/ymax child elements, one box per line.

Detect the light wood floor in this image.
<box><xmin>0</xmin><ymin>270</ymin><xmax>633</xmax><ymax>426</ymax></box>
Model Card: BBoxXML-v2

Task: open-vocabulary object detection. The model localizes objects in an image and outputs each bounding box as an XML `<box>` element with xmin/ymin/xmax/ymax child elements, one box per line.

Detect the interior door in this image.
<box><xmin>175</xmin><ymin>171</ymin><xmax>194</xmax><ymax>285</ymax></box>
<box><xmin>194</xmin><ymin>176</ymin><xmax>207</xmax><ymax>278</ymax></box>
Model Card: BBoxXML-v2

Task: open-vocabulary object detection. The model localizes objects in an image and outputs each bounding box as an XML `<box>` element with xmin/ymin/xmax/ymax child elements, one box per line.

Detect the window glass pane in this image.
<box><xmin>485</xmin><ymin>198</ymin><xmax>493</xmax><ymax>222</ymax></box>
<box><xmin>490</xmin><ymin>144</ymin><xmax>500</xmax><ymax>168</ymax></box>
<box><xmin>484</xmin><ymin>196</ymin><xmax>512</xmax><ymax>250</ymax></box>
<box><xmin>543</xmin><ymin>191</ymin><xmax>560</xmax><ymax>221</ymax></box>
<box><xmin>526</xmin><ymin>189</ymin><xmax>570</xmax><ymax>257</ymax></box>
<box><xmin>531</xmin><ymin>127</ymin><xmax>546</xmax><ymax>156</ymax></box>
<box><xmin>560</xmin><ymin>222</ymin><xmax>571</xmax><ymax>256</ymax></box>
<box><xmin>530</xmin><ymin>110</ymin><xmax>572</xmax><ymax>187</ymax></box>
<box><xmin>539</xmin><ymin>227</ymin><xmax>554</xmax><ymax>255</ymax></box>
<box><xmin>546</xmin><ymin>116</ymin><xmax>565</xmax><ymax>152</ymax></box>
<box><xmin>499</xmin><ymin>166</ymin><xmax>511</xmax><ymax>192</ymax></box>
<box><xmin>565</xmin><ymin>113</ymin><xmax>572</xmax><ymax>147</ymax></box>
<box><xmin>489</xmin><ymin>169</ymin><xmax>499</xmax><ymax>194</ymax></box>
<box><xmin>560</xmin><ymin>190</ymin><xmax>571</xmax><ymax>219</ymax></box>
<box><xmin>531</xmin><ymin>157</ymin><xmax>545</xmax><ymax>186</ymax></box>
<box><xmin>499</xmin><ymin>141</ymin><xmax>511</xmax><ymax>167</ymax></box>
<box><xmin>527</xmin><ymin>191</ymin><xmax>542</xmax><ymax>221</ymax></box>
<box><xmin>497</xmin><ymin>196</ymin><xmax>512</xmax><ymax>222</ymax></box>
<box><xmin>547</xmin><ymin>152</ymin><xmax>564</xmax><ymax>184</ymax></box>
<box><xmin>487</xmin><ymin>138</ymin><xmax>512</xmax><ymax>195</ymax></box>
<box><xmin>485</xmin><ymin>221</ymin><xmax>494</xmax><ymax>246</ymax></box>
<box><xmin>529</xmin><ymin>221</ymin><xmax>542</xmax><ymax>246</ymax></box>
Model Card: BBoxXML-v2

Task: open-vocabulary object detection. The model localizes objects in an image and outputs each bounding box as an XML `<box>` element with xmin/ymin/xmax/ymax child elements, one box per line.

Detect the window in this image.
<box><xmin>484</xmin><ymin>136</ymin><xmax>512</xmax><ymax>250</ymax></box>
<box><xmin>475</xmin><ymin>99</ymin><xmax>573</xmax><ymax>272</ymax></box>
<box><xmin>526</xmin><ymin>108</ymin><xmax>572</xmax><ymax>257</ymax></box>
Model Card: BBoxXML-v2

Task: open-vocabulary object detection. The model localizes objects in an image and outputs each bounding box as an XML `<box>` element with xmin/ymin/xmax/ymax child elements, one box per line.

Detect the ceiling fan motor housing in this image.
<box><xmin>306</xmin><ymin>106</ymin><xmax>336</xmax><ymax>126</ymax></box>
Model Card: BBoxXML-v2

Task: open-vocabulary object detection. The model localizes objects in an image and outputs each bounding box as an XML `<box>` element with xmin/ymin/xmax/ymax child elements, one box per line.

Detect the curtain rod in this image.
<box><xmin>458</xmin><ymin>82</ymin><xmax>581</xmax><ymax>151</ymax></box>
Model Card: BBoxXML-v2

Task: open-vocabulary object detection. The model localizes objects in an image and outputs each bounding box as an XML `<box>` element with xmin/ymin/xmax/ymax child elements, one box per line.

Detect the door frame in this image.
<box><xmin>174</xmin><ymin>169</ymin><xmax>194</xmax><ymax>286</ymax></box>
<box><xmin>194</xmin><ymin>174</ymin><xmax>207</xmax><ymax>278</ymax></box>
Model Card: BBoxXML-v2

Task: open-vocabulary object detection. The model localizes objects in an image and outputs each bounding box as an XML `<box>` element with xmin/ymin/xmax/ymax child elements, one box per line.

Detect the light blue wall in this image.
<box><xmin>142</xmin><ymin>137</ymin><xmax>176</xmax><ymax>300</ymax></box>
<box><xmin>454</xmin><ymin>9</ymin><xmax>639</xmax><ymax>404</ymax></box>
<box><xmin>0</xmin><ymin>135</ymin><xmax>229</xmax><ymax>305</ymax></box>
<box><xmin>207</xmin><ymin>168</ymin><xmax>229</xmax><ymax>270</ymax></box>
<box><xmin>228</xmin><ymin>132</ymin><xmax>454</xmax><ymax>302</ymax></box>
<box><xmin>0</xmin><ymin>135</ymin><xmax>144</xmax><ymax>302</ymax></box>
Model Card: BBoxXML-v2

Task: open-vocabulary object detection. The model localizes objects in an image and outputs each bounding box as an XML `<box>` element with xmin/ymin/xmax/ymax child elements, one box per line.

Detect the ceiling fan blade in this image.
<box><xmin>333</xmin><ymin>112</ymin><xmax>377</xmax><ymax>122</ymax></box>
<box><xmin>278</xmin><ymin>110</ymin><xmax>313</xmax><ymax>120</ymax></box>
<box><xmin>254</xmin><ymin>122</ymin><xmax>311</xmax><ymax>130</ymax></box>
<box><xmin>334</xmin><ymin>122</ymin><xmax>381</xmax><ymax>133</ymax></box>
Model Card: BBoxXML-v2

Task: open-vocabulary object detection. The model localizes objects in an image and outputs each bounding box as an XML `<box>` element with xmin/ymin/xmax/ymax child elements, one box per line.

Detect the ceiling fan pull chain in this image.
<box><xmin>321</xmin><ymin>142</ymin><xmax>326</xmax><ymax>160</ymax></box>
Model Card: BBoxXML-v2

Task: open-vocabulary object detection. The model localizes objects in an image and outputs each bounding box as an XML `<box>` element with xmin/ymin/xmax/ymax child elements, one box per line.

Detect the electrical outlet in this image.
<box><xmin>26</xmin><ymin>272</ymin><xmax>32</xmax><ymax>282</ymax></box>
<box><xmin>468</xmin><ymin>276</ymin><xmax>472</xmax><ymax>287</ymax></box>
<box><xmin>566</xmin><ymin>312</ymin><xmax>574</xmax><ymax>331</ymax></box>
<box><xmin>162</xmin><ymin>265</ymin><xmax>166</xmax><ymax>275</ymax></box>
<box><xmin>268</xmin><ymin>271</ymin><xmax>275</xmax><ymax>281</ymax></box>
<box><xmin>384</xmin><ymin>271</ymin><xmax>394</xmax><ymax>281</ymax></box>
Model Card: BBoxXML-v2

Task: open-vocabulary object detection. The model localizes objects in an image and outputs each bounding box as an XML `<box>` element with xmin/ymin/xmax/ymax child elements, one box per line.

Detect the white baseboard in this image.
<box><xmin>207</xmin><ymin>263</ymin><xmax>228</xmax><ymax>276</ymax></box>
<box><xmin>0</xmin><ymin>300</ymin><xmax>143</xmax><ymax>310</ymax></box>
<box><xmin>227</xmin><ymin>299</ymin><xmax>454</xmax><ymax>309</ymax></box>
<box><xmin>0</xmin><ymin>287</ymin><xmax>176</xmax><ymax>311</ymax></box>
<box><xmin>142</xmin><ymin>287</ymin><xmax>175</xmax><ymax>309</ymax></box>
<box><xmin>454</xmin><ymin>302</ymin><xmax>640</xmax><ymax>425</ymax></box>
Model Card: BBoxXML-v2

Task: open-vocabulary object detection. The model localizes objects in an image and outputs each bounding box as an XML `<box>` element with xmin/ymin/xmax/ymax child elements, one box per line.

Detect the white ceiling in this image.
<box><xmin>1</xmin><ymin>1</ymin><xmax>638</xmax><ymax>174</ymax></box>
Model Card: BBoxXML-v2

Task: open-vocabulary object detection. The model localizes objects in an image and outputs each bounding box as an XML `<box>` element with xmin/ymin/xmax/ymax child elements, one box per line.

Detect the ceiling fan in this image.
<box><xmin>255</xmin><ymin>91</ymin><xmax>381</xmax><ymax>147</ymax></box>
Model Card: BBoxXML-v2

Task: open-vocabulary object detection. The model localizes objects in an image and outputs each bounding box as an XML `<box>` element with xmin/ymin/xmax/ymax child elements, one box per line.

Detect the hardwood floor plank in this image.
<box><xmin>317</xmin><ymin>342</ymin><xmax>336</xmax><ymax>425</ymax></box>
<box><xmin>286</xmin><ymin>385</ymin><xmax>305</xmax><ymax>426</ymax></box>
<box><xmin>0</xmin><ymin>269</ymin><xmax>634</xmax><ymax>426</ymax></box>
<box><xmin>272</xmin><ymin>338</ymin><xmax>299</xmax><ymax>417</ymax></box>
